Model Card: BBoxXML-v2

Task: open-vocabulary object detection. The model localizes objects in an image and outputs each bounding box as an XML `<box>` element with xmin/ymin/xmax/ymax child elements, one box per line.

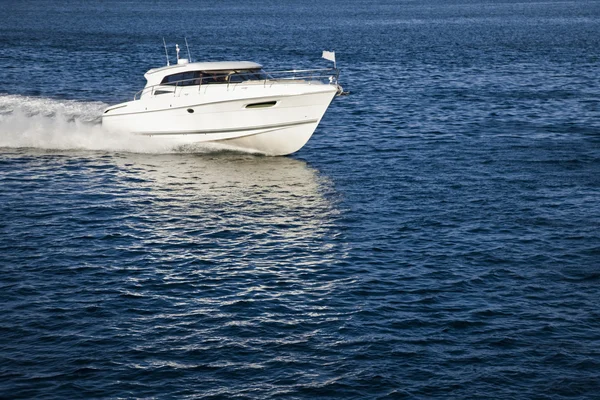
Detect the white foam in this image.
<box><xmin>0</xmin><ymin>94</ymin><xmax>226</xmax><ymax>154</ymax></box>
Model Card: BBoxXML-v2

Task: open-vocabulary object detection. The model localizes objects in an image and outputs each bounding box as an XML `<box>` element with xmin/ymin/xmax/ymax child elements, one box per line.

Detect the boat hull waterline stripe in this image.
<box><xmin>134</xmin><ymin>119</ymin><xmax>319</xmax><ymax>136</ymax></box>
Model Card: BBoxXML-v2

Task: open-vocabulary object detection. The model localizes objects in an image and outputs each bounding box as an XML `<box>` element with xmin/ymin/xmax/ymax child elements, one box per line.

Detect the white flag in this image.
<box><xmin>322</xmin><ymin>51</ymin><xmax>336</xmax><ymax>63</ymax></box>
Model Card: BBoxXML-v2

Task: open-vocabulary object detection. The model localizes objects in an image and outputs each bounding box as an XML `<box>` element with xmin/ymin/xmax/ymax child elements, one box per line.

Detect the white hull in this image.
<box><xmin>102</xmin><ymin>82</ymin><xmax>337</xmax><ymax>155</ymax></box>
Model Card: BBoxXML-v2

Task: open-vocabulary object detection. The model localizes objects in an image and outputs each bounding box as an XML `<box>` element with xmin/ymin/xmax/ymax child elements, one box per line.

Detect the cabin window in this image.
<box><xmin>201</xmin><ymin>72</ymin><xmax>229</xmax><ymax>84</ymax></box>
<box><xmin>161</xmin><ymin>71</ymin><xmax>203</xmax><ymax>86</ymax></box>
<box><xmin>159</xmin><ymin>69</ymin><xmax>271</xmax><ymax>86</ymax></box>
<box><xmin>228</xmin><ymin>69</ymin><xmax>271</xmax><ymax>83</ymax></box>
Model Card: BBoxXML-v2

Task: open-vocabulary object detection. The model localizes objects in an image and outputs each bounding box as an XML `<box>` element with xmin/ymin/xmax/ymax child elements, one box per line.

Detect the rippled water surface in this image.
<box><xmin>1</xmin><ymin>1</ymin><xmax>600</xmax><ymax>398</ymax></box>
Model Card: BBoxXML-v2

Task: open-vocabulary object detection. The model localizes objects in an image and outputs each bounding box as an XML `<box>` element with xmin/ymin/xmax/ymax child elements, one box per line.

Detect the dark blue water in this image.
<box><xmin>1</xmin><ymin>1</ymin><xmax>600</xmax><ymax>398</ymax></box>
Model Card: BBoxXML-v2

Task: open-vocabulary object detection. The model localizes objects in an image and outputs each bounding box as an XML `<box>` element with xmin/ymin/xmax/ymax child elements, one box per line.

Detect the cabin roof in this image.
<box><xmin>145</xmin><ymin>61</ymin><xmax>263</xmax><ymax>76</ymax></box>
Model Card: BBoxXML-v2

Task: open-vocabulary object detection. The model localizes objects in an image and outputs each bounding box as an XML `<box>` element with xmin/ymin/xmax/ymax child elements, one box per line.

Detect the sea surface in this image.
<box><xmin>1</xmin><ymin>0</ymin><xmax>600</xmax><ymax>398</ymax></box>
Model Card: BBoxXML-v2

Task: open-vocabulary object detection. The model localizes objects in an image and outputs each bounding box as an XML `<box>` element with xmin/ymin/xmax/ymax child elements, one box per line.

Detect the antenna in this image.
<box><xmin>184</xmin><ymin>37</ymin><xmax>192</xmax><ymax>63</ymax></box>
<box><xmin>163</xmin><ymin>38</ymin><xmax>170</xmax><ymax>66</ymax></box>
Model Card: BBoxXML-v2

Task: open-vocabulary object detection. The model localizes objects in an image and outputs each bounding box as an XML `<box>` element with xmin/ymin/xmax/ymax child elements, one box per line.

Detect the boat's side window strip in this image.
<box><xmin>229</xmin><ymin>69</ymin><xmax>271</xmax><ymax>83</ymax></box>
<box><xmin>159</xmin><ymin>69</ymin><xmax>272</xmax><ymax>87</ymax></box>
<box><xmin>161</xmin><ymin>71</ymin><xmax>202</xmax><ymax>86</ymax></box>
<box><xmin>160</xmin><ymin>70</ymin><xmax>231</xmax><ymax>86</ymax></box>
<box><xmin>201</xmin><ymin>71</ymin><xmax>229</xmax><ymax>84</ymax></box>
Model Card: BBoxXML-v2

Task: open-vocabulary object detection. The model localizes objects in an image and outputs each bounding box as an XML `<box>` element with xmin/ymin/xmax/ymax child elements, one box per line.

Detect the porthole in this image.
<box><xmin>187</xmin><ymin>108</ymin><xmax>194</xmax><ymax>113</ymax></box>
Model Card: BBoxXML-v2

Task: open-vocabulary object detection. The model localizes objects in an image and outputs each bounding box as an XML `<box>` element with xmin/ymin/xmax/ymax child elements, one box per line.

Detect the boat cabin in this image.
<box><xmin>144</xmin><ymin>61</ymin><xmax>269</xmax><ymax>88</ymax></box>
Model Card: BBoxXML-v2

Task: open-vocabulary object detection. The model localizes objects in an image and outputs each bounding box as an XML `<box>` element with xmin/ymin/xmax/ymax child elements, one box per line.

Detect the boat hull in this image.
<box><xmin>102</xmin><ymin>83</ymin><xmax>337</xmax><ymax>155</ymax></box>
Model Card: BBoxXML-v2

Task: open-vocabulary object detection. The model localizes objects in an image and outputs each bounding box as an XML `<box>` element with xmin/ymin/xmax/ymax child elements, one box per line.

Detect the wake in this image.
<box><xmin>0</xmin><ymin>94</ymin><xmax>234</xmax><ymax>154</ymax></box>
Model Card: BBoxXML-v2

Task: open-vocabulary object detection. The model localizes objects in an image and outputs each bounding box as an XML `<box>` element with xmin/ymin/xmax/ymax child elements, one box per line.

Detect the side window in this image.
<box><xmin>228</xmin><ymin>69</ymin><xmax>271</xmax><ymax>83</ymax></box>
<box><xmin>202</xmin><ymin>71</ymin><xmax>229</xmax><ymax>84</ymax></box>
<box><xmin>161</xmin><ymin>73</ymin><xmax>182</xmax><ymax>85</ymax></box>
<box><xmin>161</xmin><ymin>71</ymin><xmax>202</xmax><ymax>86</ymax></box>
<box><xmin>181</xmin><ymin>72</ymin><xmax>195</xmax><ymax>86</ymax></box>
<box><xmin>228</xmin><ymin>72</ymin><xmax>245</xmax><ymax>83</ymax></box>
<box><xmin>159</xmin><ymin>69</ymin><xmax>266</xmax><ymax>86</ymax></box>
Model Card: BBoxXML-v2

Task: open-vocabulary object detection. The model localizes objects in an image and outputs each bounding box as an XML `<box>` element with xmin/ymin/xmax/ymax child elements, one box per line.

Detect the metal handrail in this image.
<box><xmin>133</xmin><ymin>68</ymin><xmax>339</xmax><ymax>100</ymax></box>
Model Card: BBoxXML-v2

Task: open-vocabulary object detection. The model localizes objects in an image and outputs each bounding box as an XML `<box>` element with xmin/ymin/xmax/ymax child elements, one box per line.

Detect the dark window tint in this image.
<box><xmin>160</xmin><ymin>69</ymin><xmax>271</xmax><ymax>86</ymax></box>
<box><xmin>229</xmin><ymin>69</ymin><xmax>271</xmax><ymax>83</ymax></box>
<box><xmin>161</xmin><ymin>71</ymin><xmax>203</xmax><ymax>86</ymax></box>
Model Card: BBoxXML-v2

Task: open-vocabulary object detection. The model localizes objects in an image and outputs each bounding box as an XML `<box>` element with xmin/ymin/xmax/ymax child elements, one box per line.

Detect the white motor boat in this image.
<box><xmin>102</xmin><ymin>46</ymin><xmax>343</xmax><ymax>156</ymax></box>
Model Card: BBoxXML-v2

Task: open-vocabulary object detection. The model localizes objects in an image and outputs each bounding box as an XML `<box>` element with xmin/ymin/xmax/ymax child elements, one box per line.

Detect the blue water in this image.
<box><xmin>1</xmin><ymin>1</ymin><xmax>600</xmax><ymax>398</ymax></box>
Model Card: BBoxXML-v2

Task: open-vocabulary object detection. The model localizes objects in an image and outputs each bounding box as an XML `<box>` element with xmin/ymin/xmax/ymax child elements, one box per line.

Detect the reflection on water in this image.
<box><xmin>0</xmin><ymin>148</ymin><xmax>347</xmax><ymax>273</ymax></box>
<box><xmin>97</xmin><ymin>151</ymin><xmax>345</xmax><ymax>270</ymax></box>
<box><xmin>0</xmin><ymin>149</ymin><xmax>357</xmax><ymax>399</ymax></box>
<box><xmin>112</xmin><ymin>152</ymin><xmax>335</xmax><ymax>219</ymax></box>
